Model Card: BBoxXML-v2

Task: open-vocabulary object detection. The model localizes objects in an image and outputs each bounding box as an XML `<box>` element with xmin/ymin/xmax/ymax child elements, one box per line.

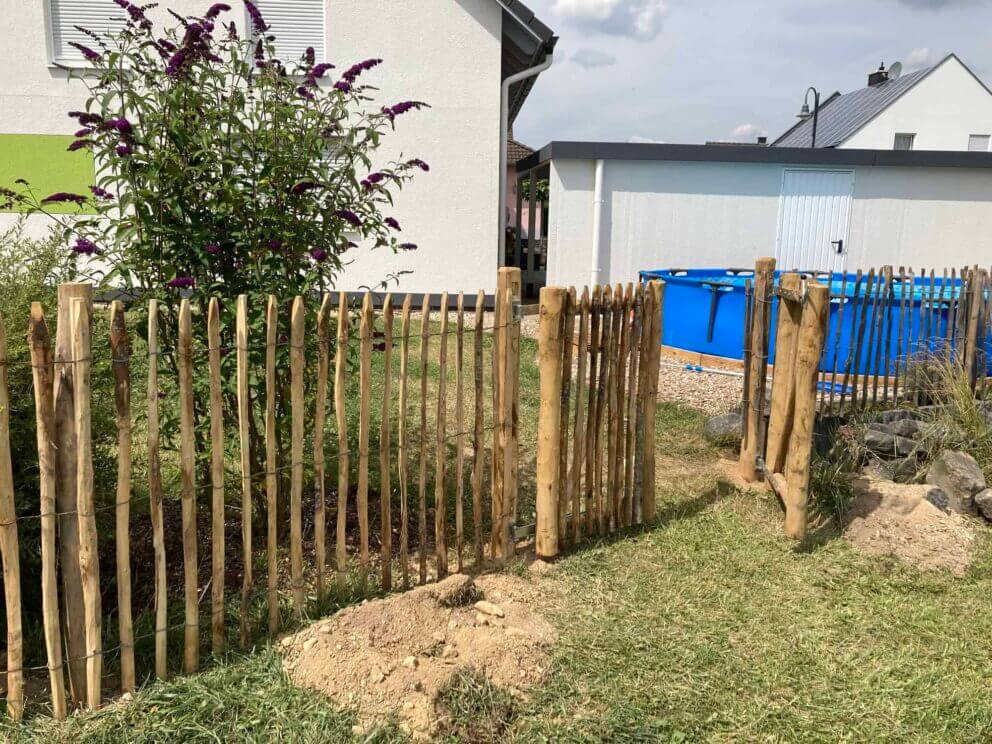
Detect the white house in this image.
<box><xmin>0</xmin><ymin>0</ymin><xmax>556</xmax><ymax>295</ymax></box>
<box><xmin>517</xmin><ymin>55</ymin><xmax>992</xmax><ymax>291</ymax></box>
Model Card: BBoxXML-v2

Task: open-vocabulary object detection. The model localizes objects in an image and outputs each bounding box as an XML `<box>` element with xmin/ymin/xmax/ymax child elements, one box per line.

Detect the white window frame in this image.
<box><xmin>248</xmin><ymin>0</ymin><xmax>327</xmax><ymax>66</ymax></box>
<box><xmin>968</xmin><ymin>134</ymin><xmax>991</xmax><ymax>152</ymax></box>
<box><xmin>893</xmin><ymin>133</ymin><xmax>916</xmax><ymax>151</ymax></box>
<box><xmin>43</xmin><ymin>0</ymin><xmax>127</xmax><ymax>68</ymax></box>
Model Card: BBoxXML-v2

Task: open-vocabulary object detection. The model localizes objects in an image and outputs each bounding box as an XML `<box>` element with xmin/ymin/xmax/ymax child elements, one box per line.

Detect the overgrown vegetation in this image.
<box><xmin>434</xmin><ymin>667</ymin><xmax>518</xmax><ymax>743</ymax></box>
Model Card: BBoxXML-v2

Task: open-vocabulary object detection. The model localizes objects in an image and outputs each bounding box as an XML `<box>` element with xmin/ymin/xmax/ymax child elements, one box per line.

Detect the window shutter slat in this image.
<box><xmin>253</xmin><ymin>0</ymin><xmax>326</xmax><ymax>64</ymax></box>
<box><xmin>49</xmin><ymin>0</ymin><xmax>128</xmax><ymax>63</ymax></box>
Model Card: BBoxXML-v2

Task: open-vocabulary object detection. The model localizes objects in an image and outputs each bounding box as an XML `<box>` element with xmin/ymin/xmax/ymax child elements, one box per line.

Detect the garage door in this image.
<box><xmin>775</xmin><ymin>169</ymin><xmax>854</xmax><ymax>273</ymax></box>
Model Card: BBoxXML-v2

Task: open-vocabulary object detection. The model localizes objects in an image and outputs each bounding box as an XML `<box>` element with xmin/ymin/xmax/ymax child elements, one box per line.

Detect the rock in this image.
<box><xmin>974</xmin><ymin>488</ymin><xmax>992</xmax><ymax>520</ymax></box>
<box><xmin>887</xmin><ymin>456</ymin><xmax>920</xmax><ymax>484</ymax></box>
<box><xmin>876</xmin><ymin>418</ymin><xmax>927</xmax><ymax>439</ymax></box>
<box><xmin>925</xmin><ymin>450</ymin><xmax>987</xmax><ymax>513</ymax></box>
<box><xmin>864</xmin><ymin>427</ymin><xmax>918</xmax><ymax>459</ymax></box>
<box><xmin>402</xmin><ymin>655</ymin><xmax>418</xmax><ymax>669</ymax></box>
<box><xmin>703</xmin><ymin>412</ymin><xmax>742</xmax><ymax>446</ymax></box>
<box><xmin>851</xmin><ymin>474</ymin><xmax>949</xmax><ymax>516</ymax></box>
<box><xmin>369</xmin><ymin>667</ymin><xmax>385</xmax><ymax>684</ymax></box>
<box><xmin>872</xmin><ymin>408</ymin><xmax>923</xmax><ymax>424</ymax></box>
<box><xmin>441</xmin><ymin>644</ymin><xmax>459</xmax><ymax>659</ymax></box>
<box><xmin>474</xmin><ymin>600</ymin><xmax>505</xmax><ymax>618</ymax></box>
<box><xmin>302</xmin><ymin>638</ymin><xmax>317</xmax><ymax>652</ymax></box>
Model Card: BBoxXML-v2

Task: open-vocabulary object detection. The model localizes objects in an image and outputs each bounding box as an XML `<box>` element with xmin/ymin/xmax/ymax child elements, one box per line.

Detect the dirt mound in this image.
<box><xmin>279</xmin><ymin>573</ymin><xmax>556</xmax><ymax>738</ymax></box>
<box><xmin>844</xmin><ymin>474</ymin><xmax>977</xmax><ymax>574</ymax></box>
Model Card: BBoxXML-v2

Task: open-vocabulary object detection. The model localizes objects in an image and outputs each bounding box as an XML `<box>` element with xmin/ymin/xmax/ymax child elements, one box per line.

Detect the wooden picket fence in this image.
<box><xmin>738</xmin><ymin>257</ymin><xmax>992</xmax><ymax>539</ymax></box>
<box><xmin>0</xmin><ymin>266</ymin><xmax>669</xmax><ymax>721</ymax></box>
<box><xmin>533</xmin><ymin>280</ymin><xmax>665</xmax><ymax>559</ymax></box>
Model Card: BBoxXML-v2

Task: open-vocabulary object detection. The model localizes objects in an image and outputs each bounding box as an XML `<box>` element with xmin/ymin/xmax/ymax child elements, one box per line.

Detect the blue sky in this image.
<box><xmin>512</xmin><ymin>0</ymin><xmax>992</xmax><ymax>147</ymax></box>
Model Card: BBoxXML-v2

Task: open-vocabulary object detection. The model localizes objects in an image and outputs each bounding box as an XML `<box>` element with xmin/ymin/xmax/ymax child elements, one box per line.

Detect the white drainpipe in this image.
<box><xmin>590</xmin><ymin>158</ymin><xmax>605</xmax><ymax>287</ymax></box>
<box><xmin>499</xmin><ymin>53</ymin><xmax>554</xmax><ymax>265</ymax></box>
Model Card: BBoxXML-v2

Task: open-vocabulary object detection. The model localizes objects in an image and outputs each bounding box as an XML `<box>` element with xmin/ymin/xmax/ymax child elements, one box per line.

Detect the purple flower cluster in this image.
<box><xmin>385</xmin><ymin>217</ymin><xmax>401</xmax><ymax>231</ymax></box>
<box><xmin>116</xmin><ymin>144</ymin><xmax>134</xmax><ymax>157</ymax></box>
<box><xmin>206</xmin><ymin>242</ymin><xmax>221</xmax><ymax>254</ymax></box>
<box><xmin>68</xmin><ymin>42</ymin><xmax>101</xmax><ymax>64</ymax></box>
<box><xmin>205</xmin><ymin>3</ymin><xmax>232</xmax><ymax>20</ymax></box>
<box><xmin>72</xmin><ymin>237</ymin><xmax>100</xmax><ymax>255</ymax></box>
<box><xmin>398</xmin><ymin>243</ymin><xmax>418</xmax><ymax>251</ymax></box>
<box><xmin>74</xmin><ymin>127</ymin><xmax>94</xmax><ymax>137</ymax></box>
<box><xmin>342</xmin><ymin>58</ymin><xmax>382</xmax><ymax>84</ymax></box>
<box><xmin>166</xmin><ymin>18</ymin><xmax>222</xmax><ymax>76</ymax></box>
<box><xmin>361</xmin><ymin>171</ymin><xmax>388</xmax><ymax>190</ymax></box>
<box><xmin>304</xmin><ymin>46</ymin><xmax>316</xmax><ymax>66</ymax></box>
<box><xmin>113</xmin><ymin>0</ymin><xmax>151</xmax><ymax>29</ymax></box>
<box><xmin>333</xmin><ymin>81</ymin><xmax>351</xmax><ymax>93</ymax></box>
<box><xmin>309</xmin><ymin>63</ymin><xmax>335</xmax><ymax>79</ymax></box>
<box><xmin>268</xmin><ymin>238</ymin><xmax>283</xmax><ymax>251</ymax></box>
<box><xmin>290</xmin><ymin>181</ymin><xmax>319</xmax><ymax>195</ymax></box>
<box><xmin>297</xmin><ymin>85</ymin><xmax>315</xmax><ymax>100</ymax></box>
<box><xmin>69</xmin><ymin>111</ymin><xmax>102</xmax><ymax>126</ymax></box>
<box><xmin>167</xmin><ymin>276</ymin><xmax>196</xmax><ymax>289</ymax></box>
<box><xmin>90</xmin><ymin>185</ymin><xmax>114</xmax><ymax>200</ymax></box>
<box><xmin>310</xmin><ymin>248</ymin><xmax>328</xmax><ymax>262</ymax></box>
<box><xmin>107</xmin><ymin>117</ymin><xmax>133</xmax><ymax>135</ymax></box>
<box><xmin>42</xmin><ymin>192</ymin><xmax>88</xmax><ymax>205</ymax></box>
<box><xmin>68</xmin><ymin>139</ymin><xmax>93</xmax><ymax>152</ymax></box>
<box><xmin>334</xmin><ymin>209</ymin><xmax>362</xmax><ymax>228</ymax></box>
<box><xmin>244</xmin><ymin>0</ymin><xmax>268</xmax><ymax>32</ymax></box>
<box><xmin>383</xmin><ymin>101</ymin><xmax>428</xmax><ymax>119</ymax></box>
<box><xmin>406</xmin><ymin>158</ymin><xmax>430</xmax><ymax>172</ymax></box>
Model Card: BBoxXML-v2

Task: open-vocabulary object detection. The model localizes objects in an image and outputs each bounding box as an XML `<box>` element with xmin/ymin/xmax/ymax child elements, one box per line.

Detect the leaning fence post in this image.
<box><xmin>641</xmin><ymin>280</ymin><xmax>665</xmax><ymax>523</ymax></box>
<box><xmin>494</xmin><ymin>267</ymin><xmax>521</xmax><ymax>560</ymax></box>
<box><xmin>536</xmin><ymin>286</ymin><xmax>565</xmax><ymax>559</ymax></box>
<box><xmin>739</xmin><ymin>258</ymin><xmax>776</xmax><ymax>482</ymax></box>
<box><xmin>783</xmin><ymin>281</ymin><xmax>830</xmax><ymax>539</ymax></box>
<box><xmin>54</xmin><ymin>282</ymin><xmax>91</xmax><ymax>703</ymax></box>
<box><xmin>765</xmin><ymin>273</ymin><xmax>802</xmax><ymax>476</ymax></box>
<box><xmin>0</xmin><ymin>312</ymin><xmax>23</xmax><ymax>721</ymax></box>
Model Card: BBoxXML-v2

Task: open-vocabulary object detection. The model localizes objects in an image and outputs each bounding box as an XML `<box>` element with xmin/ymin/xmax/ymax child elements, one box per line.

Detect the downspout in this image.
<box><xmin>590</xmin><ymin>158</ymin><xmax>605</xmax><ymax>287</ymax></box>
<box><xmin>499</xmin><ymin>53</ymin><xmax>554</xmax><ymax>264</ymax></box>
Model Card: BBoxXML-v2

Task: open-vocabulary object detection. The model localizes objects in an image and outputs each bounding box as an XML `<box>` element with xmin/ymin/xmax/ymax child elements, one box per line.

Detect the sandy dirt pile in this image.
<box><xmin>844</xmin><ymin>473</ymin><xmax>977</xmax><ymax>574</ymax></box>
<box><xmin>279</xmin><ymin>573</ymin><xmax>556</xmax><ymax>737</ymax></box>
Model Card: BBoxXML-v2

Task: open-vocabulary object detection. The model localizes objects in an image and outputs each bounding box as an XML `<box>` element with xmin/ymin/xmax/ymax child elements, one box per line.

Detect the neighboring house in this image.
<box><xmin>0</xmin><ymin>0</ymin><xmax>556</xmax><ymax>295</ymax></box>
<box><xmin>521</xmin><ymin>142</ymin><xmax>992</xmax><ymax>287</ymax></box>
<box><xmin>506</xmin><ymin>135</ymin><xmax>535</xmax><ymax>234</ymax></box>
<box><xmin>774</xmin><ymin>54</ymin><xmax>992</xmax><ymax>151</ymax></box>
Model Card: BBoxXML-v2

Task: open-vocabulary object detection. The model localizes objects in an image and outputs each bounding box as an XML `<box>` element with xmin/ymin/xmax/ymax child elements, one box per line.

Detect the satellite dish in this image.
<box><xmin>889</xmin><ymin>61</ymin><xmax>903</xmax><ymax>80</ymax></box>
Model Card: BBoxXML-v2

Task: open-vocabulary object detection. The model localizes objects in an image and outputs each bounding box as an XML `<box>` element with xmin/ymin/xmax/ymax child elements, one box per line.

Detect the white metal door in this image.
<box><xmin>775</xmin><ymin>169</ymin><xmax>854</xmax><ymax>273</ymax></box>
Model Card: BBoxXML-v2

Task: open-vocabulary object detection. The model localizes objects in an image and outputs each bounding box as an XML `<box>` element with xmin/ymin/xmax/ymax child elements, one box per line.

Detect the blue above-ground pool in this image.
<box><xmin>639</xmin><ymin>268</ymin><xmax>992</xmax><ymax>376</ymax></box>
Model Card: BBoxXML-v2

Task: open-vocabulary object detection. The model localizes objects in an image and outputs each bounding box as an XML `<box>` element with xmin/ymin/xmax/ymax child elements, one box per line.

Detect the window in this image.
<box><xmin>47</xmin><ymin>0</ymin><xmax>127</xmax><ymax>65</ymax></box>
<box><xmin>893</xmin><ymin>133</ymin><xmax>916</xmax><ymax>151</ymax></box>
<box><xmin>252</xmin><ymin>0</ymin><xmax>326</xmax><ymax>64</ymax></box>
<box><xmin>968</xmin><ymin>134</ymin><xmax>991</xmax><ymax>152</ymax></box>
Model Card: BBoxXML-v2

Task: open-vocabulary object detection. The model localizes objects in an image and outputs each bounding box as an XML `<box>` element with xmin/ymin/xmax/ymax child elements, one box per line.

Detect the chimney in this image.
<box><xmin>757</xmin><ymin>136</ymin><xmax>768</xmax><ymax>145</ymax></box>
<box><xmin>868</xmin><ymin>62</ymin><xmax>888</xmax><ymax>87</ymax></box>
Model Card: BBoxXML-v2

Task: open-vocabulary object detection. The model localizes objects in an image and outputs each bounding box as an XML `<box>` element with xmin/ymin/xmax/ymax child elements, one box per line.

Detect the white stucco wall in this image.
<box><xmin>546</xmin><ymin>157</ymin><xmax>992</xmax><ymax>287</ymax></box>
<box><xmin>842</xmin><ymin>57</ymin><xmax>992</xmax><ymax>151</ymax></box>
<box><xmin>0</xmin><ymin>0</ymin><xmax>503</xmax><ymax>293</ymax></box>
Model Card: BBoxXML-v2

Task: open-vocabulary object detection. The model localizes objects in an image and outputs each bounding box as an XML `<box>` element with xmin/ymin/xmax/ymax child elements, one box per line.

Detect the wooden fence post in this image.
<box><xmin>265</xmin><ymin>296</ymin><xmax>279</xmax><ymax>631</ymax></box>
<box><xmin>358</xmin><ymin>293</ymin><xmax>372</xmax><ymax>590</ymax></box>
<box><xmin>290</xmin><ymin>296</ymin><xmax>305</xmax><ymax>616</ymax></box>
<box><xmin>739</xmin><ymin>258</ymin><xmax>776</xmax><ymax>482</ymax></box>
<box><xmin>493</xmin><ymin>267</ymin><xmax>521</xmax><ymax>560</ymax></box>
<box><xmin>207</xmin><ymin>299</ymin><xmax>225</xmax><ymax>655</ymax></box>
<box><xmin>236</xmin><ymin>295</ymin><xmax>252</xmax><ymax>647</ymax></box>
<box><xmin>177</xmin><ymin>299</ymin><xmax>199</xmax><ymax>674</ymax></box>
<box><xmin>110</xmin><ymin>302</ymin><xmax>135</xmax><ymax>689</ymax></box>
<box><xmin>783</xmin><ymin>282</ymin><xmax>829</xmax><ymax>539</ymax></box>
<box><xmin>765</xmin><ymin>273</ymin><xmax>802</xmax><ymax>475</ymax></box>
<box><xmin>54</xmin><ymin>282</ymin><xmax>91</xmax><ymax>703</ymax></box>
<box><xmin>71</xmin><ymin>297</ymin><xmax>101</xmax><ymax>708</ymax></box>
<box><xmin>435</xmin><ymin>293</ymin><xmax>449</xmax><ymax>578</ymax></box>
<box><xmin>379</xmin><ymin>294</ymin><xmax>394</xmax><ymax>590</ymax></box>
<box><xmin>314</xmin><ymin>295</ymin><xmax>331</xmax><ymax>601</ymax></box>
<box><xmin>641</xmin><ymin>280</ymin><xmax>665</xmax><ymax>523</ymax></box>
<box><xmin>334</xmin><ymin>292</ymin><xmax>350</xmax><ymax>590</ymax></box>
<box><xmin>147</xmin><ymin>300</ymin><xmax>167</xmax><ymax>678</ymax></box>
<box><xmin>536</xmin><ymin>286</ymin><xmax>565</xmax><ymax>559</ymax></box>
<box><xmin>28</xmin><ymin>305</ymin><xmax>67</xmax><ymax>720</ymax></box>
<box><xmin>0</xmin><ymin>312</ymin><xmax>23</xmax><ymax>721</ymax></box>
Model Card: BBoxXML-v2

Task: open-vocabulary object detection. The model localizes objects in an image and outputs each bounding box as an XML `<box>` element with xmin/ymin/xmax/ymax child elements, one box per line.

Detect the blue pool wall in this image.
<box><xmin>639</xmin><ymin>268</ymin><xmax>991</xmax><ymax>376</ymax></box>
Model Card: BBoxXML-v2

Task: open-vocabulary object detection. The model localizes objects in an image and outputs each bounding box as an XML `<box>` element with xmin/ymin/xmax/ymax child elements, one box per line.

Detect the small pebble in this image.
<box><xmin>402</xmin><ymin>655</ymin><xmax>418</xmax><ymax>669</ymax></box>
<box><xmin>303</xmin><ymin>638</ymin><xmax>317</xmax><ymax>651</ymax></box>
<box><xmin>474</xmin><ymin>600</ymin><xmax>505</xmax><ymax>618</ymax></box>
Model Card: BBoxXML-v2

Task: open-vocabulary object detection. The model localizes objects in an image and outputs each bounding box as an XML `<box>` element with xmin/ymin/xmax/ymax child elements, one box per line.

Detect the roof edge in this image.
<box><xmin>517</xmin><ymin>141</ymin><xmax>992</xmax><ymax>171</ymax></box>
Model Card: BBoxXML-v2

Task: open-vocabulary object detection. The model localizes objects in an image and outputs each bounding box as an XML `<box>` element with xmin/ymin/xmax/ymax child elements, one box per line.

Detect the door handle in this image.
<box><xmin>831</xmin><ymin>239</ymin><xmax>844</xmax><ymax>255</ymax></box>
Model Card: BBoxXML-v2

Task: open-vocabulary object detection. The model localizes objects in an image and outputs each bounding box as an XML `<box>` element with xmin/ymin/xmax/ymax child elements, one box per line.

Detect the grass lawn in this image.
<box><xmin>6</xmin><ymin>346</ymin><xmax>992</xmax><ymax>741</ymax></box>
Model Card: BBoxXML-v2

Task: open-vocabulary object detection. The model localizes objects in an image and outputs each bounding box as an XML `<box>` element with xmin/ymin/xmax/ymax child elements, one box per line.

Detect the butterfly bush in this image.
<box><xmin>22</xmin><ymin>0</ymin><xmax>429</xmax><ymax>305</ymax></box>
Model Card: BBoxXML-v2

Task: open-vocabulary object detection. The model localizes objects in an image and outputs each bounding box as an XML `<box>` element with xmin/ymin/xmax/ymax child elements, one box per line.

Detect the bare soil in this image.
<box><xmin>279</xmin><ymin>573</ymin><xmax>555</xmax><ymax>738</ymax></box>
<box><xmin>843</xmin><ymin>473</ymin><xmax>978</xmax><ymax>574</ymax></box>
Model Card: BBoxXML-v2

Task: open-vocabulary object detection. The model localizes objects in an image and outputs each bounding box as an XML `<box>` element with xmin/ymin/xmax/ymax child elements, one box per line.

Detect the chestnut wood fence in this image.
<box><xmin>0</xmin><ymin>267</ymin><xmax>667</xmax><ymax>720</ymax></box>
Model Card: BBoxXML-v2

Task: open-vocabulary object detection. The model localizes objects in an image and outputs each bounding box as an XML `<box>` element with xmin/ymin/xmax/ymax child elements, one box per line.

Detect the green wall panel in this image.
<box><xmin>0</xmin><ymin>134</ymin><xmax>96</xmax><ymax>214</ymax></box>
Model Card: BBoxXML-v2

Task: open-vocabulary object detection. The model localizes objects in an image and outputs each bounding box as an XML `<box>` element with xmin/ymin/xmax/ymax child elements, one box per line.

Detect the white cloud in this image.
<box><xmin>731</xmin><ymin>123</ymin><xmax>768</xmax><ymax>142</ymax></box>
<box><xmin>627</xmin><ymin>135</ymin><xmax>665</xmax><ymax>143</ymax></box>
<box><xmin>571</xmin><ymin>48</ymin><xmax>618</xmax><ymax>68</ymax></box>
<box><xmin>904</xmin><ymin>47</ymin><xmax>935</xmax><ymax>69</ymax></box>
<box><xmin>552</xmin><ymin>0</ymin><xmax>670</xmax><ymax>40</ymax></box>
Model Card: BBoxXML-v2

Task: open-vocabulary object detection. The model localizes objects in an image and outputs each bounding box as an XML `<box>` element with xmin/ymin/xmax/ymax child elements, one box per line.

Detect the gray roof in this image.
<box><xmin>497</xmin><ymin>0</ymin><xmax>558</xmax><ymax>125</ymax></box>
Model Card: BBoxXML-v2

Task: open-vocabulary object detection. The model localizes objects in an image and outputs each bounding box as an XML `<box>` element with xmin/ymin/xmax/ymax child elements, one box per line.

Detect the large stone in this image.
<box><xmin>878</xmin><ymin>418</ymin><xmax>927</xmax><ymax>439</ymax></box>
<box><xmin>703</xmin><ymin>412</ymin><xmax>742</xmax><ymax>446</ymax></box>
<box><xmin>925</xmin><ymin>450</ymin><xmax>987</xmax><ymax>514</ymax></box>
<box><xmin>872</xmin><ymin>408</ymin><xmax>924</xmax><ymax>424</ymax></box>
<box><xmin>851</xmin><ymin>473</ymin><xmax>950</xmax><ymax>515</ymax></box>
<box><xmin>974</xmin><ymin>488</ymin><xmax>992</xmax><ymax>521</ymax></box>
<box><xmin>863</xmin><ymin>427</ymin><xmax>918</xmax><ymax>459</ymax></box>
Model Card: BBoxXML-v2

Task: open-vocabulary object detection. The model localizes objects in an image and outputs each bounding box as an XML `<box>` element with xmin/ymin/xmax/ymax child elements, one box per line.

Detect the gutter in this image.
<box><xmin>498</xmin><ymin>51</ymin><xmax>554</xmax><ymax>265</ymax></box>
<box><xmin>590</xmin><ymin>159</ymin><xmax>605</xmax><ymax>287</ymax></box>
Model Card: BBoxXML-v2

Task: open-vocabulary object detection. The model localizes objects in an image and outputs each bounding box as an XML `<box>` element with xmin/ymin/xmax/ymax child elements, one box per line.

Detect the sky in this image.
<box><xmin>512</xmin><ymin>0</ymin><xmax>992</xmax><ymax>147</ymax></box>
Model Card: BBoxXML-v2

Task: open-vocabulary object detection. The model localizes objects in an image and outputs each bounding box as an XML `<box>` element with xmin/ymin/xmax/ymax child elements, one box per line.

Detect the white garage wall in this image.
<box><xmin>546</xmin><ymin>157</ymin><xmax>992</xmax><ymax>287</ymax></box>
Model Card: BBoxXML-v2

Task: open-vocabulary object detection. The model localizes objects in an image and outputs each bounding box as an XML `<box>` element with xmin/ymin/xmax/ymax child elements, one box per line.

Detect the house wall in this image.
<box><xmin>546</xmin><ymin>157</ymin><xmax>992</xmax><ymax>287</ymax></box>
<box><xmin>0</xmin><ymin>0</ymin><xmax>503</xmax><ymax>293</ymax></box>
<box><xmin>842</xmin><ymin>57</ymin><xmax>992</xmax><ymax>151</ymax></box>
